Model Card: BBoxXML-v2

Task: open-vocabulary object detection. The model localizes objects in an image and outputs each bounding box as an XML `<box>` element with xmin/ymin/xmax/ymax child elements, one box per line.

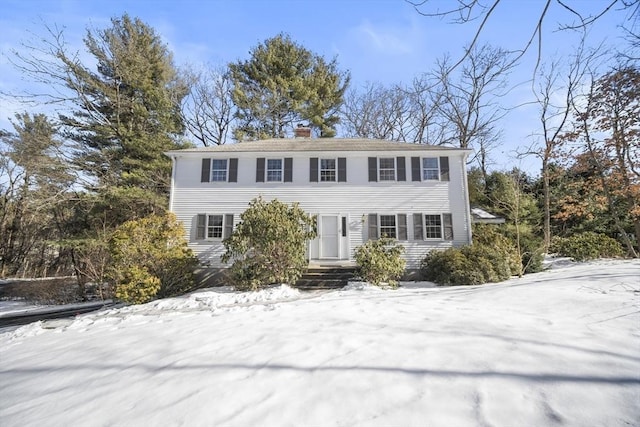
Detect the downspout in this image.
<box><xmin>461</xmin><ymin>151</ymin><xmax>473</xmax><ymax>244</ymax></box>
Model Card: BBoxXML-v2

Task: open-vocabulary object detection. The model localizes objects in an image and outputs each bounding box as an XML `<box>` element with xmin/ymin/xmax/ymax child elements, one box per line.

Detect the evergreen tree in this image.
<box><xmin>0</xmin><ymin>113</ymin><xmax>73</xmax><ymax>277</ymax></box>
<box><xmin>57</xmin><ymin>14</ymin><xmax>190</xmax><ymax>212</ymax></box>
<box><xmin>229</xmin><ymin>33</ymin><xmax>350</xmax><ymax>140</ymax></box>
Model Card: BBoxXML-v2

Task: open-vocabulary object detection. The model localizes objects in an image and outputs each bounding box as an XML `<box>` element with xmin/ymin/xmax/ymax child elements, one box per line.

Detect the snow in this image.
<box><xmin>1</xmin><ymin>259</ymin><xmax>639</xmax><ymax>426</ymax></box>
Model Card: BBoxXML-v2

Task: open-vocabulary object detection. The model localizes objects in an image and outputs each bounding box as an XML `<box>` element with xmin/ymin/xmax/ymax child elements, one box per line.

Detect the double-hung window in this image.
<box><xmin>196</xmin><ymin>214</ymin><xmax>234</xmax><ymax>240</ymax></box>
<box><xmin>424</xmin><ymin>214</ymin><xmax>442</xmax><ymax>239</ymax></box>
<box><xmin>367</xmin><ymin>213</ymin><xmax>408</xmax><ymax>240</ymax></box>
<box><xmin>206</xmin><ymin>215</ymin><xmax>224</xmax><ymax>238</ymax></box>
<box><xmin>411</xmin><ymin>156</ymin><xmax>449</xmax><ymax>182</ymax></box>
<box><xmin>311</xmin><ymin>157</ymin><xmax>347</xmax><ymax>182</ymax></box>
<box><xmin>369</xmin><ymin>157</ymin><xmax>405</xmax><ymax>182</ymax></box>
<box><xmin>422</xmin><ymin>158</ymin><xmax>439</xmax><ymax>181</ymax></box>
<box><xmin>266</xmin><ymin>159</ymin><xmax>283</xmax><ymax>182</ymax></box>
<box><xmin>210</xmin><ymin>159</ymin><xmax>228</xmax><ymax>182</ymax></box>
<box><xmin>201</xmin><ymin>158</ymin><xmax>238</xmax><ymax>183</ymax></box>
<box><xmin>379</xmin><ymin>158</ymin><xmax>396</xmax><ymax>181</ymax></box>
<box><xmin>413</xmin><ymin>213</ymin><xmax>453</xmax><ymax>240</ymax></box>
<box><xmin>379</xmin><ymin>215</ymin><xmax>397</xmax><ymax>238</ymax></box>
<box><xmin>257</xmin><ymin>157</ymin><xmax>292</xmax><ymax>182</ymax></box>
<box><xmin>320</xmin><ymin>159</ymin><xmax>336</xmax><ymax>182</ymax></box>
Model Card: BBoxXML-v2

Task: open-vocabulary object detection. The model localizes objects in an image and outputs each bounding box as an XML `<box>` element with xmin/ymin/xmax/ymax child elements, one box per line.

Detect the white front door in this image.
<box><xmin>320</xmin><ymin>215</ymin><xmax>339</xmax><ymax>258</ymax></box>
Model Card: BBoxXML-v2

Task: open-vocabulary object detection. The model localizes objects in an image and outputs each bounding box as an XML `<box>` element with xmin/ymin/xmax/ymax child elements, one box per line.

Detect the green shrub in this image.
<box><xmin>115</xmin><ymin>266</ymin><xmax>161</xmax><ymax>304</ymax></box>
<box><xmin>421</xmin><ymin>243</ymin><xmax>514</xmax><ymax>286</ymax></box>
<box><xmin>472</xmin><ymin>224</ymin><xmax>521</xmax><ymax>273</ymax></box>
<box><xmin>550</xmin><ymin>232</ymin><xmax>624</xmax><ymax>261</ymax></box>
<box><xmin>354</xmin><ymin>237</ymin><xmax>406</xmax><ymax>288</ymax></box>
<box><xmin>472</xmin><ymin>223</ymin><xmax>544</xmax><ymax>275</ymax></box>
<box><xmin>221</xmin><ymin>197</ymin><xmax>317</xmax><ymax>291</ymax></box>
<box><xmin>520</xmin><ymin>234</ymin><xmax>545</xmax><ymax>273</ymax></box>
<box><xmin>110</xmin><ymin>212</ymin><xmax>198</xmax><ymax>302</ymax></box>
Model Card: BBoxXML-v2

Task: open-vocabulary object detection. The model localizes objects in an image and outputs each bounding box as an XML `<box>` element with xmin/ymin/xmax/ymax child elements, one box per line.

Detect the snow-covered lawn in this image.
<box><xmin>1</xmin><ymin>259</ymin><xmax>639</xmax><ymax>426</ymax></box>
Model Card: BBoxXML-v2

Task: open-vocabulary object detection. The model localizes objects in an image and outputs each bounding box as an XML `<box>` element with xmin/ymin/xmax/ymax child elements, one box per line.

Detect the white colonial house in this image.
<box><xmin>165</xmin><ymin>137</ymin><xmax>473</xmax><ymax>280</ymax></box>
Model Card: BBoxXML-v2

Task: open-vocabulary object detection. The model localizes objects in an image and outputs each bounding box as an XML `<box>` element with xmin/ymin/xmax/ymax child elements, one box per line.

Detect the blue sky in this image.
<box><xmin>0</xmin><ymin>0</ymin><xmax>634</xmax><ymax>174</ymax></box>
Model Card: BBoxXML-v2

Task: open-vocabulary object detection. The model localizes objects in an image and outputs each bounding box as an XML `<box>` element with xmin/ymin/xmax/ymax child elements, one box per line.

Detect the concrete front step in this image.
<box><xmin>294</xmin><ymin>267</ymin><xmax>358</xmax><ymax>290</ymax></box>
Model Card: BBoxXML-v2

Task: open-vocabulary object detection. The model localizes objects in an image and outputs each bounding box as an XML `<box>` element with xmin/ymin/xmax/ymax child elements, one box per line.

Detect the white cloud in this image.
<box><xmin>349</xmin><ymin>18</ymin><xmax>424</xmax><ymax>56</ymax></box>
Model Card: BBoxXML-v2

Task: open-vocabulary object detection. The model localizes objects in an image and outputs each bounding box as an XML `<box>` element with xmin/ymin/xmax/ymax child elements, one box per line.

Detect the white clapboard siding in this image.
<box><xmin>167</xmin><ymin>139</ymin><xmax>472</xmax><ymax>270</ymax></box>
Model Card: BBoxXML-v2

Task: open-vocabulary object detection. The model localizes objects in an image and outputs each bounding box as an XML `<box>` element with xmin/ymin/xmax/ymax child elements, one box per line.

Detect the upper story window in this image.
<box><xmin>379</xmin><ymin>158</ymin><xmax>396</xmax><ymax>181</ymax></box>
<box><xmin>266</xmin><ymin>159</ymin><xmax>283</xmax><ymax>182</ymax></box>
<box><xmin>211</xmin><ymin>159</ymin><xmax>228</xmax><ymax>182</ymax></box>
<box><xmin>257</xmin><ymin>157</ymin><xmax>293</xmax><ymax>182</ymax></box>
<box><xmin>310</xmin><ymin>157</ymin><xmax>347</xmax><ymax>182</ymax></box>
<box><xmin>201</xmin><ymin>158</ymin><xmax>238</xmax><ymax>183</ymax></box>
<box><xmin>422</xmin><ymin>158</ymin><xmax>439</xmax><ymax>181</ymax></box>
<box><xmin>320</xmin><ymin>159</ymin><xmax>336</xmax><ymax>182</ymax></box>
<box><xmin>411</xmin><ymin>156</ymin><xmax>449</xmax><ymax>182</ymax></box>
<box><xmin>368</xmin><ymin>157</ymin><xmax>406</xmax><ymax>182</ymax></box>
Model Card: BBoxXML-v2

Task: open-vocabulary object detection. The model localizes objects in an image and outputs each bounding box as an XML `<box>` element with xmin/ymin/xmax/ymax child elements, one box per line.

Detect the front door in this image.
<box><xmin>320</xmin><ymin>215</ymin><xmax>339</xmax><ymax>258</ymax></box>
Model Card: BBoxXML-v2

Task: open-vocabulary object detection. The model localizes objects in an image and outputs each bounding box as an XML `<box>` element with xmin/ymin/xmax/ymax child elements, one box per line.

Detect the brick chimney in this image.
<box><xmin>294</xmin><ymin>123</ymin><xmax>311</xmax><ymax>138</ymax></box>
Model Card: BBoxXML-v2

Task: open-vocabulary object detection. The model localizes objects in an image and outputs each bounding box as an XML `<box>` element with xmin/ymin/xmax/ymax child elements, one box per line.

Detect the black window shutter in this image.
<box><xmin>196</xmin><ymin>214</ymin><xmax>206</xmax><ymax>240</ymax></box>
<box><xmin>338</xmin><ymin>157</ymin><xmax>347</xmax><ymax>182</ymax></box>
<box><xmin>398</xmin><ymin>214</ymin><xmax>408</xmax><ymax>240</ymax></box>
<box><xmin>413</xmin><ymin>213</ymin><xmax>423</xmax><ymax>240</ymax></box>
<box><xmin>201</xmin><ymin>159</ymin><xmax>211</xmax><ymax>183</ymax></box>
<box><xmin>440</xmin><ymin>156</ymin><xmax>450</xmax><ymax>181</ymax></box>
<box><xmin>284</xmin><ymin>157</ymin><xmax>293</xmax><ymax>182</ymax></box>
<box><xmin>411</xmin><ymin>157</ymin><xmax>421</xmax><ymax>181</ymax></box>
<box><xmin>228</xmin><ymin>158</ymin><xmax>238</xmax><ymax>182</ymax></box>
<box><xmin>397</xmin><ymin>157</ymin><xmax>406</xmax><ymax>181</ymax></box>
<box><xmin>368</xmin><ymin>214</ymin><xmax>378</xmax><ymax>240</ymax></box>
<box><xmin>368</xmin><ymin>157</ymin><xmax>377</xmax><ymax>182</ymax></box>
<box><xmin>224</xmin><ymin>214</ymin><xmax>234</xmax><ymax>239</ymax></box>
<box><xmin>443</xmin><ymin>213</ymin><xmax>454</xmax><ymax>240</ymax></box>
<box><xmin>310</xmin><ymin>157</ymin><xmax>318</xmax><ymax>182</ymax></box>
<box><xmin>256</xmin><ymin>158</ymin><xmax>265</xmax><ymax>182</ymax></box>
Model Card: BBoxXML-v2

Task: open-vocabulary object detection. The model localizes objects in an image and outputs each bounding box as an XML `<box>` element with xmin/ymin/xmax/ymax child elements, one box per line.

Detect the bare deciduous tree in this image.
<box><xmin>521</xmin><ymin>42</ymin><xmax>599</xmax><ymax>249</ymax></box>
<box><xmin>182</xmin><ymin>65</ymin><xmax>235</xmax><ymax>146</ymax></box>
<box><xmin>430</xmin><ymin>44</ymin><xmax>513</xmax><ymax>178</ymax></box>
<box><xmin>341</xmin><ymin>82</ymin><xmax>410</xmax><ymax>141</ymax></box>
<box><xmin>408</xmin><ymin>0</ymin><xmax>638</xmax><ymax>71</ymax></box>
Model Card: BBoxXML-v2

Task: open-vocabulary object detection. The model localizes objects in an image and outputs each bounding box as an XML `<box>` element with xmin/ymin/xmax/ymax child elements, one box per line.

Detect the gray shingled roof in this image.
<box><xmin>166</xmin><ymin>138</ymin><xmax>471</xmax><ymax>154</ymax></box>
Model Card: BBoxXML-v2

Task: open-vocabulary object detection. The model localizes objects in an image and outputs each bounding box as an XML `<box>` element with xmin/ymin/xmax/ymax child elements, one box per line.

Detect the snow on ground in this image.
<box><xmin>1</xmin><ymin>259</ymin><xmax>639</xmax><ymax>427</ymax></box>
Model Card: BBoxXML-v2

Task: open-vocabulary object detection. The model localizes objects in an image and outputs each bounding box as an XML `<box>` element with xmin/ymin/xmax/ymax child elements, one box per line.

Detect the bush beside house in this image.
<box><xmin>221</xmin><ymin>197</ymin><xmax>317</xmax><ymax>291</ymax></box>
<box><xmin>110</xmin><ymin>213</ymin><xmax>199</xmax><ymax>304</ymax></box>
<box><xmin>354</xmin><ymin>237</ymin><xmax>405</xmax><ymax>288</ymax></box>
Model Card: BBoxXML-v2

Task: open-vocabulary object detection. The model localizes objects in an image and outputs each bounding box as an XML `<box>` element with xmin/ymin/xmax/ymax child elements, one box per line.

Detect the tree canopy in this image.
<box><xmin>57</xmin><ymin>14</ymin><xmax>190</xmax><ymax>197</ymax></box>
<box><xmin>229</xmin><ymin>33</ymin><xmax>350</xmax><ymax>140</ymax></box>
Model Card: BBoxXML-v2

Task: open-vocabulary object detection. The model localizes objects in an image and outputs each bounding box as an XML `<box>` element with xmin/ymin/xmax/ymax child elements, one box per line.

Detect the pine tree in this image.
<box><xmin>57</xmin><ymin>14</ymin><xmax>190</xmax><ymax>211</ymax></box>
<box><xmin>229</xmin><ymin>33</ymin><xmax>350</xmax><ymax>140</ymax></box>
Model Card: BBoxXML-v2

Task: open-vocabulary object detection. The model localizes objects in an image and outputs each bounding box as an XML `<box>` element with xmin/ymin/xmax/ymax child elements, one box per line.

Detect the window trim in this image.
<box><xmin>201</xmin><ymin>158</ymin><xmax>238</xmax><ymax>183</ymax></box>
<box><xmin>195</xmin><ymin>213</ymin><xmax>234</xmax><ymax>241</ymax></box>
<box><xmin>266</xmin><ymin>158</ymin><xmax>284</xmax><ymax>183</ymax></box>
<box><xmin>378</xmin><ymin>157</ymin><xmax>396</xmax><ymax>181</ymax></box>
<box><xmin>422</xmin><ymin>157</ymin><xmax>440</xmax><ymax>181</ymax></box>
<box><xmin>207</xmin><ymin>214</ymin><xmax>224</xmax><ymax>238</ymax></box>
<box><xmin>378</xmin><ymin>214</ymin><xmax>397</xmax><ymax>239</ymax></box>
<box><xmin>423</xmin><ymin>214</ymin><xmax>443</xmax><ymax>240</ymax></box>
<box><xmin>210</xmin><ymin>159</ymin><xmax>228</xmax><ymax>182</ymax></box>
<box><xmin>319</xmin><ymin>158</ymin><xmax>337</xmax><ymax>182</ymax></box>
